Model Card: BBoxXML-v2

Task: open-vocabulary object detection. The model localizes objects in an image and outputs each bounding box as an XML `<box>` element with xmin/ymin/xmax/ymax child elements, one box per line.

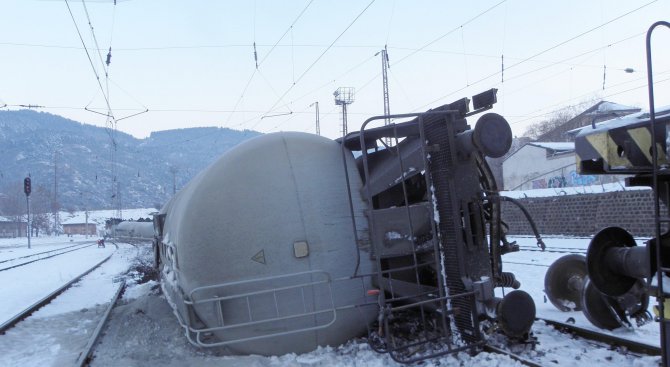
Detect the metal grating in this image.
<box><xmin>423</xmin><ymin>115</ymin><xmax>480</xmax><ymax>343</ymax></box>
<box><xmin>344</xmin><ymin>111</ymin><xmax>484</xmax><ymax>363</ymax></box>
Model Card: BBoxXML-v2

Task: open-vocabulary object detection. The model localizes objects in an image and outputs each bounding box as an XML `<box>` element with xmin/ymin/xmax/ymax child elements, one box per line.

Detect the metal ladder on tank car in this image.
<box><xmin>340</xmin><ymin>109</ymin><xmax>484</xmax><ymax>363</ymax></box>
<box><xmin>646</xmin><ymin>20</ymin><xmax>670</xmax><ymax>367</ymax></box>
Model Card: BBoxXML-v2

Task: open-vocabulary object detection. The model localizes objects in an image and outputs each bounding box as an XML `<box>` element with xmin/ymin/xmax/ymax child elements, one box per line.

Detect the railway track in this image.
<box><xmin>0</xmin><ymin>241</ymin><xmax>91</xmax><ymax>264</ymax></box>
<box><xmin>517</xmin><ymin>245</ymin><xmax>586</xmax><ymax>255</ymax></box>
<box><xmin>0</xmin><ymin>243</ymin><xmax>96</xmax><ymax>272</ymax></box>
<box><xmin>539</xmin><ymin>318</ymin><xmax>661</xmax><ymax>356</ymax></box>
<box><xmin>483</xmin><ymin>344</ymin><xmax>543</xmax><ymax>367</ymax></box>
<box><xmin>0</xmin><ymin>253</ymin><xmax>114</xmax><ymax>333</ymax></box>
<box><xmin>483</xmin><ymin>318</ymin><xmax>661</xmax><ymax>366</ymax></box>
<box><xmin>75</xmin><ymin>280</ymin><xmax>126</xmax><ymax>367</ymax></box>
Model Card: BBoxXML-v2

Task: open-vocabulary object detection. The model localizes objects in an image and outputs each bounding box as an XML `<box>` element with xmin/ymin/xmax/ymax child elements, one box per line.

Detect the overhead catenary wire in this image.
<box><xmin>253</xmin><ymin>0</ymin><xmax>377</xmax><ymax>127</ymax></box>
<box><xmin>508</xmin><ymin>71</ymin><xmax>670</xmax><ymax>126</ymax></box>
<box><xmin>230</xmin><ymin>2</ymin><xmax>639</xmax><ymax>136</ymax></box>
<box><xmin>413</xmin><ymin>1</ymin><xmax>657</xmax><ymax>111</ymax></box>
<box><xmin>64</xmin><ymin>0</ymin><xmax>113</xmax><ymax>119</ymax></box>
<box><xmin>350</xmin><ymin>1</ymin><xmax>507</xmax><ymax>98</ymax></box>
<box><xmin>503</xmin><ymin>31</ymin><xmax>644</xmax><ymax>91</ymax></box>
<box><xmin>8</xmin><ymin>1</ymin><xmax>662</xmax><ymax>143</ymax></box>
<box><xmin>0</xmin><ymin>40</ymin><xmax>639</xmax><ymax>72</ymax></box>
<box><xmin>221</xmin><ymin>0</ymin><xmax>315</xmax><ymax>131</ymax></box>
<box><xmin>507</xmin><ymin>69</ymin><xmax>670</xmax><ymax>122</ymax></box>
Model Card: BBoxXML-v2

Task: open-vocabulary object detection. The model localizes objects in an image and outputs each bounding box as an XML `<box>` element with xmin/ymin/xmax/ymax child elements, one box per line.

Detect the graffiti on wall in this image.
<box><xmin>548</xmin><ymin>176</ymin><xmax>567</xmax><ymax>188</ymax></box>
<box><xmin>570</xmin><ymin>170</ymin><xmax>597</xmax><ymax>186</ymax></box>
<box><xmin>532</xmin><ymin>179</ymin><xmax>547</xmax><ymax>189</ymax></box>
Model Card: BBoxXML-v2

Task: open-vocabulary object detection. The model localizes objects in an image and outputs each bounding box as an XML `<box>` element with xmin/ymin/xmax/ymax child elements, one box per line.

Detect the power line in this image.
<box><xmin>393</xmin><ymin>1</ymin><xmax>506</xmax><ymax>67</ymax></box>
<box><xmin>505</xmin><ymin>1</ymin><xmax>656</xmax><ymax>75</ymax></box>
<box><xmin>508</xmin><ymin>71</ymin><xmax>670</xmax><ymax>126</ymax></box>
<box><xmin>81</xmin><ymin>0</ymin><xmax>110</xmax><ymax>79</ymax></box>
<box><xmin>253</xmin><ymin>0</ymin><xmax>377</xmax><ymax>128</ymax></box>
<box><xmin>351</xmin><ymin>1</ymin><xmax>507</xmax><ymax>98</ymax></box>
<box><xmin>414</xmin><ymin>1</ymin><xmax>657</xmax><ymax>111</ymax></box>
<box><xmin>257</xmin><ymin>0</ymin><xmax>315</xmax><ymax>68</ymax></box>
<box><xmin>222</xmin><ymin>0</ymin><xmax>315</xmax><ymax>131</ymax></box>
<box><xmin>503</xmin><ymin>31</ymin><xmax>644</xmax><ymax>90</ymax></box>
<box><xmin>64</xmin><ymin>0</ymin><xmax>113</xmax><ymax>118</ymax></box>
<box><xmin>501</xmin><ymin>34</ymin><xmax>639</xmax><ymax>98</ymax></box>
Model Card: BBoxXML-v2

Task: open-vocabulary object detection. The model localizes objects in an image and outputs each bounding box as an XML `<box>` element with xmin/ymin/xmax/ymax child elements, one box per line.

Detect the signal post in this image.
<box><xmin>24</xmin><ymin>177</ymin><xmax>31</xmax><ymax>249</ymax></box>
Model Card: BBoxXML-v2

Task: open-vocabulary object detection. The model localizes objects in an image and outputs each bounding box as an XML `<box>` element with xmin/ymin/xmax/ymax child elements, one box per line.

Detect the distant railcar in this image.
<box><xmin>113</xmin><ymin>221</ymin><xmax>154</xmax><ymax>242</ymax></box>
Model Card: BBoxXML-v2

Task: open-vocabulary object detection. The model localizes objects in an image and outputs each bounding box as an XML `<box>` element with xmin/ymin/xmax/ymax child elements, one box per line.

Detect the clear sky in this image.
<box><xmin>1</xmin><ymin>0</ymin><xmax>670</xmax><ymax>140</ymax></box>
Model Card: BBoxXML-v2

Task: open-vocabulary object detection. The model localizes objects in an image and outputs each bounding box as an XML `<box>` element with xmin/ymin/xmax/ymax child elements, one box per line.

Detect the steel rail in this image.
<box><xmin>75</xmin><ymin>280</ymin><xmax>126</xmax><ymax>367</ymax></box>
<box><xmin>483</xmin><ymin>344</ymin><xmax>544</xmax><ymax>367</ymax></box>
<box><xmin>0</xmin><ymin>241</ymin><xmax>92</xmax><ymax>264</ymax></box>
<box><xmin>0</xmin><ymin>253</ymin><xmax>114</xmax><ymax>334</ymax></box>
<box><xmin>539</xmin><ymin>318</ymin><xmax>662</xmax><ymax>356</ymax></box>
<box><xmin>0</xmin><ymin>244</ymin><xmax>97</xmax><ymax>272</ymax></box>
<box><xmin>517</xmin><ymin>246</ymin><xmax>587</xmax><ymax>254</ymax></box>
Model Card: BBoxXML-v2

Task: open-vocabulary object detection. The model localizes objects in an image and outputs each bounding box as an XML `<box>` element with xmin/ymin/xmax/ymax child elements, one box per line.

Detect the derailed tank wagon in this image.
<box><xmin>112</xmin><ymin>220</ymin><xmax>154</xmax><ymax>242</ymax></box>
<box><xmin>152</xmin><ymin>88</ymin><xmax>538</xmax><ymax>362</ymax></box>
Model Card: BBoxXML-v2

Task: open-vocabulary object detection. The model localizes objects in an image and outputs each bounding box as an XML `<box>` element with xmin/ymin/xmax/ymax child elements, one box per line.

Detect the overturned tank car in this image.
<box><xmin>112</xmin><ymin>220</ymin><xmax>154</xmax><ymax>242</ymax></box>
<box><xmin>153</xmin><ymin>89</ymin><xmax>537</xmax><ymax>362</ymax></box>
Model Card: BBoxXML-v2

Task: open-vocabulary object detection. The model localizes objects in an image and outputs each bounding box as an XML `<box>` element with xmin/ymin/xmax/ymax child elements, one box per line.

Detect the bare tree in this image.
<box><xmin>0</xmin><ymin>181</ymin><xmax>26</xmax><ymax>236</ymax></box>
<box><xmin>31</xmin><ymin>184</ymin><xmax>53</xmax><ymax>236</ymax></box>
<box><xmin>522</xmin><ymin>98</ymin><xmax>599</xmax><ymax>139</ymax></box>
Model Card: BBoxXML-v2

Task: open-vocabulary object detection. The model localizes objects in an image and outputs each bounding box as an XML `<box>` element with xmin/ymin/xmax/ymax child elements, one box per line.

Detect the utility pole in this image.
<box><xmin>379</xmin><ymin>46</ymin><xmax>391</xmax><ymax>145</ymax></box>
<box><xmin>170</xmin><ymin>166</ymin><xmax>178</xmax><ymax>195</ymax></box>
<box><xmin>310</xmin><ymin>102</ymin><xmax>320</xmax><ymax>136</ymax></box>
<box><xmin>53</xmin><ymin>150</ymin><xmax>60</xmax><ymax>235</ymax></box>
<box><xmin>82</xmin><ymin>190</ymin><xmax>90</xmax><ymax>239</ymax></box>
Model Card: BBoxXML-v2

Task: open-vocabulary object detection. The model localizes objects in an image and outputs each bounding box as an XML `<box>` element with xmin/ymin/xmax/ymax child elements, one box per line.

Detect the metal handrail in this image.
<box><xmin>645</xmin><ymin>20</ymin><xmax>670</xmax><ymax>367</ymax></box>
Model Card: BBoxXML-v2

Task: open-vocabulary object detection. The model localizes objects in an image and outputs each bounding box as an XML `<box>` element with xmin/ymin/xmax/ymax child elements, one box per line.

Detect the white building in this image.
<box><xmin>503</xmin><ymin>142</ymin><xmax>587</xmax><ymax>191</ymax></box>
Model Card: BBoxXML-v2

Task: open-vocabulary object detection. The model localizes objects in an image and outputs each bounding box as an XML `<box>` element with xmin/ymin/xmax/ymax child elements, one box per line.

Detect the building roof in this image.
<box><xmin>527</xmin><ymin>142</ymin><xmax>575</xmax><ymax>151</ymax></box>
<box><xmin>569</xmin><ymin>104</ymin><xmax>670</xmax><ymax>136</ymax></box>
<box><xmin>589</xmin><ymin>101</ymin><xmax>640</xmax><ymax>114</ymax></box>
<box><xmin>0</xmin><ymin>216</ymin><xmax>25</xmax><ymax>223</ymax></box>
<box><xmin>503</xmin><ymin>141</ymin><xmax>575</xmax><ymax>163</ymax></box>
<box><xmin>535</xmin><ymin>100</ymin><xmax>641</xmax><ymax>142</ymax></box>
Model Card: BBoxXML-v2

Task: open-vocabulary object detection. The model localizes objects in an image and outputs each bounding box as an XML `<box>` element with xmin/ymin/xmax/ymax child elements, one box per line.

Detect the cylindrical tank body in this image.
<box><xmin>115</xmin><ymin>221</ymin><xmax>154</xmax><ymax>240</ymax></box>
<box><xmin>160</xmin><ymin>132</ymin><xmax>376</xmax><ymax>355</ymax></box>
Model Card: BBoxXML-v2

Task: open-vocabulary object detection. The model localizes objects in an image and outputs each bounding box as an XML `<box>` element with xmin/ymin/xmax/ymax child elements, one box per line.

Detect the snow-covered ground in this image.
<box><xmin>0</xmin><ymin>233</ymin><xmax>663</xmax><ymax>366</ymax></box>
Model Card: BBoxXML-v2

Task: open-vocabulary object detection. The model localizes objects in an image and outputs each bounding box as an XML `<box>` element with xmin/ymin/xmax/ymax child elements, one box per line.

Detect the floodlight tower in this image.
<box><xmin>334</xmin><ymin>87</ymin><xmax>355</xmax><ymax>137</ymax></box>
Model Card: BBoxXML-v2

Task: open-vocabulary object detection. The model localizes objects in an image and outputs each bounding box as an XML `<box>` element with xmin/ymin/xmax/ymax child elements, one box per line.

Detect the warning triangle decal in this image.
<box><xmin>251</xmin><ymin>249</ymin><xmax>266</xmax><ymax>265</ymax></box>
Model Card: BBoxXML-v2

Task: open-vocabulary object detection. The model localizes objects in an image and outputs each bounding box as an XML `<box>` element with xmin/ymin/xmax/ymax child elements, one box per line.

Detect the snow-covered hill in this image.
<box><xmin>0</xmin><ymin>109</ymin><xmax>260</xmax><ymax>211</ymax></box>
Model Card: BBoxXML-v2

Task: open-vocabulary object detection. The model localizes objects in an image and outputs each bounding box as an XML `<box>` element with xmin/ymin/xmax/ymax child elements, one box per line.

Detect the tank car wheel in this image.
<box><xmin>581</xmin><ymin>277</ymin><xmax>626</xmax><ymax>330</ymax></box>
<box><xmin>544</xmin><ymin>254</ymin><xmax>587</xmax><ymax>311</ymax></box>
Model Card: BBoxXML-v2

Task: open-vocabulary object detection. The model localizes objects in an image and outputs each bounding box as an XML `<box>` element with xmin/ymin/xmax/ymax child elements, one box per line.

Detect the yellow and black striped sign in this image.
<box><xmin>576</xmin><ymin>124</ymin><xmax>668</xmax><ymax>174</ymax></box>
